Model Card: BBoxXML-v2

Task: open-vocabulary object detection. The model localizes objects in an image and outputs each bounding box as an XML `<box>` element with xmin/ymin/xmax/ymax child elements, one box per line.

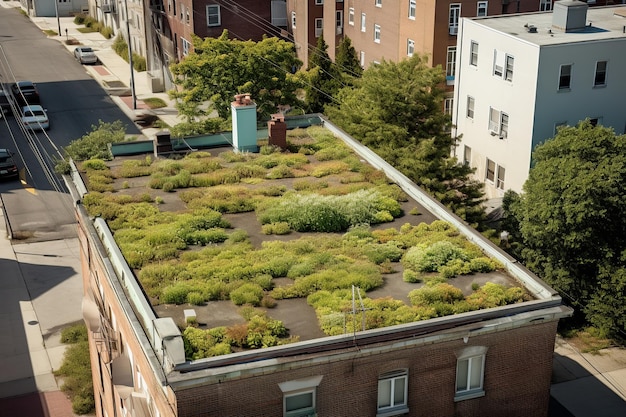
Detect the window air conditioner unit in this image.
<box><xmin>449</xmin><ymin>26</ymin><xmax>458</xmax><ymax>35</ymax></box>
<box><xmin>102</xmin><ymin>3</ymin><xmax>113</xmax><ymax>13</ymax></box>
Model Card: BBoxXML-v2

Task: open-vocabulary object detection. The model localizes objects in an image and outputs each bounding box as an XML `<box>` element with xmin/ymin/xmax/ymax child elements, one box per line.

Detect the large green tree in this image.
<box><xmin>325</xmin><ymin>54</ymin><xmax>484</xmax><ymax>224</ymax></box>
<box><xmin>170</xmin><ymin>31</ymin><xmax>303</xmax><ymax>121</ymax></box>
<box><xmin>304</xmin><ymin>35</ymin><xmax>341</xmax><ymax>113</ymax></box>
<box><xmin>335</xmin><ymin>37</ymin><xmax>362</xmax><ymax>79</ymax></box>
<box><xmin>513</xmin><ymin>121</ymin><xmax>626</xmax><ymax>336</ymax></box>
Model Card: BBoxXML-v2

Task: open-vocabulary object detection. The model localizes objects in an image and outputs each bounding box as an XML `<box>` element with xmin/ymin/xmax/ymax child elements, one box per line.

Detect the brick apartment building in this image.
<box><xmin>71</xmin><ymin>116</ymin><xmax>571</xmax><ymax>417</ymax></box>
<box><xmin>285</xmin><ymin>0</ymin><xmax>618</xmax><ymax>111</ymax></box>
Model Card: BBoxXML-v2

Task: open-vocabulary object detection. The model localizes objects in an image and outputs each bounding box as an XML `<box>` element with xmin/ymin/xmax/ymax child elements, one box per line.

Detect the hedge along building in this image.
<box><xmin>69</xmin><ymin>115</ymin><xmax>572</xmax><ymax>417</ymax></box>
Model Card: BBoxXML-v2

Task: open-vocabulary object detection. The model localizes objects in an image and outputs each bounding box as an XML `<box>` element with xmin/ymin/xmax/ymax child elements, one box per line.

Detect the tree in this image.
<box><xmin>170</xmin><ymin>31</ymin><xmax>303</xmax><ymax>121</ymax></box>
<box><xmin>325</xmin><ymin>54</ymin><xmax>485</xmax><ymax>224</ymax></box>
<box><xmin>335</xmin><ymin>37</ymin><xmax>362</xmax><ymax>79</ymax></box>
<box><xmin>513</xmin><ymin>121</ymin><xmax>626</xmax><ymax>337</ymax></box>
<box><xmin>304</xmin><ymin>35</ymin><xmax>341</xmax><ymax>113</ymax></box>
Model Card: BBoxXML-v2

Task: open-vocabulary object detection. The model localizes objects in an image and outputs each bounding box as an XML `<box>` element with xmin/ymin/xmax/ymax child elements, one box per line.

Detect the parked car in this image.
<box><xmin>0</xmin><ymin>90</ymin><xmax>11</xmax><ymax>116</ymax></box>
<box><xmin>0</xmin><ymin>149</ymin><xmax>19</xmax><ymax>179</ymax></box>
<box><xmin>21</xmin><ymin>105</ymin><xmax>49</xmax><ymax>130</ymax></box>
<box><xmin>11</xmin><ymin>81</ymin><xmax>40</xmax><ymax>106</ymax></box>
<box><xmin>74</xmin><ymin>47</ymin><xmax>98</xmax><ymax>64</ymax></box>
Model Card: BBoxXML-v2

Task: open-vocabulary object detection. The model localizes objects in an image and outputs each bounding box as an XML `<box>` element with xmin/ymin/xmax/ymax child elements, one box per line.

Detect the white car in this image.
<box><xmin>74</xmin><ymin>46</ymin><xmax>98</xmax><ymax>64</ymax></box>
<box><xmin>21</xmin><ymin>105</ymin><xmax>49</xmax><ymax>131</ymax></box>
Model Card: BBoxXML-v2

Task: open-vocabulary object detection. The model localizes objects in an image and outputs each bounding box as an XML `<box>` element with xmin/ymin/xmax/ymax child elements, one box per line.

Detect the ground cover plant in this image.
<box><xmin>77</xmin><ymin>126</ymin><xmax>528</xmax><ymax>359</ymax></box>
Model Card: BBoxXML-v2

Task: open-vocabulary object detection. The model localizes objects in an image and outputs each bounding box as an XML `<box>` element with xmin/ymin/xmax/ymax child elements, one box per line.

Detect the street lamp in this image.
<box><xmin>122</xmin><ymin>0</ymin><xmax>137</xmax><ymax>110</ymax></box>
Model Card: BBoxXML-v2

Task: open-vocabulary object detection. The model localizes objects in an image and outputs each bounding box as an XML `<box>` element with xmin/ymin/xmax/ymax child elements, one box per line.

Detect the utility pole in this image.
<box><xmin>123</xmin><ymin>0</ymin><xmax>137</xmax><ymax>110</ymax></box>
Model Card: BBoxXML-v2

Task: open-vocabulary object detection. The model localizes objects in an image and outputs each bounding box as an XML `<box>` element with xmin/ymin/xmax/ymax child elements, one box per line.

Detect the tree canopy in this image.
<box><xmin>325</xmin><ymin>54</ymin><xmax>484</xmax><ymax>224</ymax></box>
<box><xmin>512</xmin><ymin>121</ymin><xmax>626</xmax><ymax>337</ymax></box>
<box><xmin>170</xmin><ymin>31</ymin><xmax>303</xmax><ymax>121</ymax></box>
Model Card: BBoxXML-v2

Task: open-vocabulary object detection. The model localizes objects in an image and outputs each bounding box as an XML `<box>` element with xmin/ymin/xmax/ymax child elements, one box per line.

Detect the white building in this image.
<box><xmin>452</xmin><ymin>2</ymin><xmax>626</xmax><ymax>198</ymax></box>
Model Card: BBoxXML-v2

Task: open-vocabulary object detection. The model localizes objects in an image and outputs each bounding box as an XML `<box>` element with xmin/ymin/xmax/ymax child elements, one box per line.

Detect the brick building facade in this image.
<box><xmin>71</xmin><ymin>117</ymin><xmax>571</xmax><ymax>417</ymax></box>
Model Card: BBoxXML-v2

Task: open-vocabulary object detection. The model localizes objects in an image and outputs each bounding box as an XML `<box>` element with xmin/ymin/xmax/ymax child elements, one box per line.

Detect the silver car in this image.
<box><xmin>74</xmin><ymin>46</ymin><xmax>98</xmax><ymax>64</ymax></box>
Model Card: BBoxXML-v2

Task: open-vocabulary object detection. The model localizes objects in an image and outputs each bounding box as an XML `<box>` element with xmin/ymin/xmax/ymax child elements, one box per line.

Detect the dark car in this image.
<box><xmin>0</xmin><ymin>90</ymin><xmax>10</xmax><ymax>116</ymax></box>
<box><xmin>0</xmin><ymin>148</ymin><xmax>19</xmax><ymax>179</ymax></box>
<box><xmin>11</xmin><ymin>81</ymin><xmax>40</xmax><ymax>106</ymax></box>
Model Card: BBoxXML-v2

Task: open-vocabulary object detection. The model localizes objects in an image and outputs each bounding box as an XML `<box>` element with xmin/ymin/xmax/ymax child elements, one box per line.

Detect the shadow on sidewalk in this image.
<box><xmin>550</xmin><ymin>353</ymin><xmax>626</xmax><ymax>417</ymax></box>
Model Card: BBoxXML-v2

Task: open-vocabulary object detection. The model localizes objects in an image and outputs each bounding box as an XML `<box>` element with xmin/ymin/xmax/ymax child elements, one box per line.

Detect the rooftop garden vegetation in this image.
<box><xmin>72</xmin><ymin>126</ymin><xmax>528</xmax><ymax>360</ymax></box>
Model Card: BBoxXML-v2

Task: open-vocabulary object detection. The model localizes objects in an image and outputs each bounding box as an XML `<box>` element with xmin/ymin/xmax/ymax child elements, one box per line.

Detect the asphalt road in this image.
<box><xmin>0</xmin><ymin>6</ymin><xmax>139</xmax><ymax>242</ymax></box>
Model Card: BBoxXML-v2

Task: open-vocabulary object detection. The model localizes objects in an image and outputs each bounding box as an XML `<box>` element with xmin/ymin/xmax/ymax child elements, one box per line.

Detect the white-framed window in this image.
<box><xmin>449</xmin><ymin>4</ymin><xmax>460</xmax><ymax>35</ymax></box>
<box><xmin>463</xmin><ymin>145</ymin><xmax>472</xmax><ymax>166</ymax></box>
<box><xmin>181</xmin><ymin>37</ymin><xmax>191</xmax><ymax>56</ymax></box>
<box><xmin>291</xmin><ymin>11</ymin><xmax>296</xmax><ymax>29</ymax></box>
<box><xmin>348</xmin><ymin>7</ymin><xmax>354</xmax><ymax>25</ymax></box>
<box><xmin>540</xmin><ymin>0</ymin><xmax>552</xmax><ymax>11</ymax></box>
<box><xmin>409</xmin><ymin>0</ymin><xmax>416</xmax><ymax>19</ymax></box>
<box><xmin>477</xmin><ymin>1</ymin><xmax>488</xmax><ymax>16</ymax></box>
<box><xmin>470</xmin><ymin>41</ymin><xmax>478</xmax><ymax>66</ymax></box>
<box><xmin>360</xmin><ymin>50</ymin><xmax>365</xmax><ymax>67</ymax></box>
<box><xmin>446</xmin><ymin>46</ymin><xmax>456</xmax><ymax>82</ymax></box>
<box><xmin>376</xmin><ymin>0</ymin><xmax>382</xmax><ymax>7</ymax></box>
<box><xmin>185</xmin><ymin>9</ymin><xmax>189</xmax><ymax>24</ymax></box>
<box><xmin>504</xmin><ymin>55</ymin><xmax>514</xmax><ymax>81</ymax></box>
<box><xmin>559</xmin><ymin>64</ymin><xmax>572</xmax><ymax>90</ymax></box>
<box><xmin>279</xmin><ymin>376</ymin><xmax>323</xmax><ymax>417</ymax></box>
<box><xmin>485</xmin><ymin>159</ymin><xmax>496</xmax><ymax>183</ymax></box>
<box><xmin>315</xmin><ymin>18</ymin><xmax>323</xmax><ymax>37</ymax></box>
<box><xmin>377</xmin><ymin>370</ymin><xmax>409</xmax><ymax>415</ymax></box>
<box><xmin>489</xmin><ymin>107</ymin><xmax>508</xmax><ymax>138</ymax></box>
<box><xmin>336</xmin><ymin>10</ymin><xmax>343</xmax><ymax>34</ymax></box>
<box><xmin>407</xmin><ymin>39</ymin><xmax>415</xmax><ymax>57</ymax></box>
<box><xmin>361</xmin><ymin>13</ymin><xmax>366</xmax><ymax>32</ymax></box>
<box><xmin>497</xmin><ymin>165</ymin><xmax>506</xmax><ymax>189</ymax></box>
<box><xmin>594</xmin><ymin>61</ymin><xmax>607</xmax><ymax>87</ymax></box>
<box><xmin>493</xmin><ymin>49</ymin><xmax>504</xmax><ymax>77</ymax></box>
<box><xmin>206</xmin><ymin>4</ymin><xmax>220</xmax><ymax>26</ymax></box>
<box><xmin>444</xmin><ymin>97</ymin><xmax>453</xmax><ymax>115</ymax></box>
<box><xmin>374</xmin><ymin>24</ymin><xmax>381</xmax><ymax>43</ymax></box>
<box><xmin>315</xmin><ymin>0</ymin><xmax>324</xmax><ymax>4</ymax></box>
<box><xmin>466</xmin><ymin>96</ymin><xmax>475</xmax><ymax>119</ymax></box>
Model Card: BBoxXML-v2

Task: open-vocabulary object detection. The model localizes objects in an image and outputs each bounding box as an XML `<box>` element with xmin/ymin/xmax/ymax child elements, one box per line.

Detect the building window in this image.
<box><xmin>181</xmin><ymin>37</ymin><xmax>191</xmax><ymax>56</ymax></box>
<box><xmin>449</xmin><ymin>4</ymin><xmax>460</xmax><ymax>35</ymax></box>
<box><xmin>444</xmin><ymin>98</ymin><xmax>453</xmax><ymax>115</ymax></box>
<box><xmin>186</xmin><ymin>9</ymin><xmax>189</xmax><ymax>24</ymax></box>
<box><xmin>505</xmin><ymin>55</ymin><xmax>514</xmax><ymax>81</ymax></box>
<box><xmin>446</xmin><ymin>46</ymin><xmax>456</xmax><ymax>82</ymax></box>
<box><xmin>463</xmin><ymin>146</ymin><xmax>472</xmax><ymax>166</ymax></box>
<box><xmin>594</xmin><ymin>61</ymin><xmax>607</xmax><ymax>87</ymax></box>
<box><xmin>485</xmin><ymin>159</ymin><xmax>496</xmax><ymax>183</ymax></box>
<box><xmin>477</xmin><ymin>1</ymin><xmax>488</xmax><ymax>16</ymax></box>
<box><xmin>291</xmin><ymin>11</ymin><xmax>296</xmax><ymax>29</ymax></box>
<box><xmin>374</xmin><ymin>24</ymin><xmax>381</xmax><ymax>43</ymax></box>
<box><xmin>360</xmin><ymin>51</ymin><xmax>365</xmax><ymax>67</ymax></box>
<box><xmin>470</xmin><ymin>41</ymin><xmax>478</xmax><ymax>66</ymax></box>
<box><xmin>493</xmin><ymin>50</ymin><xmax>504</xmax><ymax>77</ymax></box>
<box><xmin>279</xmin><ymin>376</ymin><xmax>323</xmax><ymax>417</ymax></box>
<box><xmin>500</xmin><ymin>112</ymin><xmax>509</xmax><ymax>138</ymax></box>
<box><xmin>336</xmin><ymin>11</ymin><xmax>343</xmax><ymax>34</ymax></box>
<box><xmin>540</xmin><ymin>0</ymin><xmax>552</xmax><ymax>11</ymax></box>
<box><xmin>559</xmin><ymin>64</ymin><xmax>572</xmax><ymax>90</ymax></box>
<box><xmin>467</xmin><ymin>96</ymin><xmax>475</xmax><ymax>119</ymax></box>
<box><xmin>315</xmin><ymin>0</ymin><xmax>324</xmax><ymax>4</ymax></box>
<box><xmin>315</xmin><ymin>18</ymin><xmax>323</xmax><ymax>37</ymax></box>
<box><xmin>206</xmin><ymin>4</ymin><xmax>220</xmax><ymax>26</ymax></box>
<box><xmin>377</xmin><ymin>370</ymin><xmax>409</xmax><ymax>415</ymax></box>
<box><xmin>349</xmin><ymin>8</ymin><xmax>354</xmax><ymax>25</ymax></box>
<box><xmin>361</xmin><ymin>13</ymin><xmax>366</xmax><ymax>32</ymax></box>
<box><xmin>409</xmin><ymin>0</ymin><xmax>416</xmax><ymax>19</ymax></box>
<box><xmin>407</xmin><ymin>39</ymin><xmax>415</xmax><ymax>57</ymax></box>
<box><xmin>496</xmin><ymin>165</ymin><xmax>506</xmax><ymax>189</ymax></box>
<box><xmin>376</xmin><ymin>0</ymin><xmax>382</xmax><ymax>7</ymax></box>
